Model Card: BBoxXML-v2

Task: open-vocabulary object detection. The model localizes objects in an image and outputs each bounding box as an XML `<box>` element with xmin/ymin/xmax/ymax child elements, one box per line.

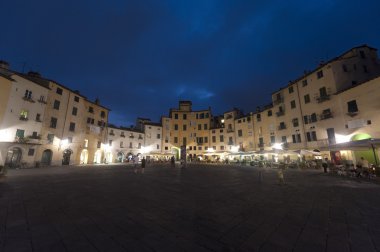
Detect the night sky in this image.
<box><xmin>2</xmin><ymin>0</ymin><xmax>380</xmax><ymax>127</ymax></box>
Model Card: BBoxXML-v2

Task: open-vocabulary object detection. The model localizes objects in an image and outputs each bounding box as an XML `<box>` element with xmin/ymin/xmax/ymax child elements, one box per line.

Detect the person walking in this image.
<box><xmin>171</xmin><ymin>156</ymin><xmax>175</xmax><ymax>168</ymax></box>
<box><xmin>322</xmin><ymin>157</ymin><xmax>328</xmax><ymax>173</ymax></box>
<box><xmin>141</xmin><ymin>157</ymin><xmax>146</xmax><ymax>174</ymax></box>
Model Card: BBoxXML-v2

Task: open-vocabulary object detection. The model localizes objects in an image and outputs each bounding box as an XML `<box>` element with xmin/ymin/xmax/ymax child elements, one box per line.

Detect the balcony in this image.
<box><xmin>120</xmin><ymin>134</ymin><xmax>125</xmax><ymax>138</ymax></box>
<box><xmin>258</xmin><ymin>143</ymin><xmax>265</xmax><ymax>148</ymax></box>
<box><xmin>273</xmin><ymin>97</ymin><xmax>284</xmax><ymax>105</ymax></box>
<box><xmin>22</xmin><ymin>96</ymin><xmax>35</xmax><ymax>103</ymax></box>
<box><xmin>109</xmin><ymin>132</ymin><xmax>115</xmax><ymax>136</ymax></box>
<box><xmin>228</xmin><ymin>141</ymin><xmax>234</xmax><ymax>145</ymax></box>
<box><xmin>277</xmin><ymin>124</ymin><xmax>287</xmax><ymax>130</ymax></box>
<box><xmin>320</xmin><ymin>111</ymin><xmax>333</xmax><ymax>120</ymax></box>
<box><xmin>346</xmin><ymin>111</ymin><xmax>359</xmax><ymax>117</ymax></box>
<box><xmin>227</xmin><ymin>129</ymin><xmax>234</xmax><ymax>133</ymax></box>
<box><xmin>276</xmin><ymin>111</ymin><xmax>285</xmax><ymax>117</ymax></box>
<box><xmin>129</xmin><ymin>135</ymin><xmax>134</xmax><ymax>139</ymax></box>
<box><xmin>19</xmin><ymin>116</ymin><xmax>28</xmax><ymax>121</ymax></box>
<box><xmin>282</xmin><ymin>142</ymin><xmax>289</xmax><ymax>149</ymax></box>
<box><xmin>197</xmin><ymin>142</ymin><xmax>203</xmax><ymax>145</ymax></box>
<box><xmin>138</xmin><ymin>136</ymin><xmax>143</xmax><ymax>140</ymax></box>
<box><xmin>38</xmin><ymin>99</ymin><xmax>47</xmax><ymax>104</ymax></box>
<box><xmin>316</xmin><ymin>95</ymin><xmax>330</xmax><ymax>103</ymax></box>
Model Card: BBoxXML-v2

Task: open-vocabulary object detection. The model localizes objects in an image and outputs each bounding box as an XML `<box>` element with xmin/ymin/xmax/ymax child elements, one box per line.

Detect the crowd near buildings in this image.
<box><xmin>1</xmin><ymin>44</ymin><xmax>380</xmax><ymax>168</ymax></box>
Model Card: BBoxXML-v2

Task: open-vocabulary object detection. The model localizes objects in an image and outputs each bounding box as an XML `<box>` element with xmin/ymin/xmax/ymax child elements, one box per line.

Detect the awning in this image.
<box><xmin>321</xmin><ymin>138</ymin><xmax>380</xmax><ymax>151</ymax></box>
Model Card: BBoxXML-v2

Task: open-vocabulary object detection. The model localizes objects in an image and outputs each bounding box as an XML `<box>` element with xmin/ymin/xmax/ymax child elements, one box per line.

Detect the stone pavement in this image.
<box><xmin>0</xmin><ymin>163</ymin><xmax>379</xmax><ymax>252</ymax></box>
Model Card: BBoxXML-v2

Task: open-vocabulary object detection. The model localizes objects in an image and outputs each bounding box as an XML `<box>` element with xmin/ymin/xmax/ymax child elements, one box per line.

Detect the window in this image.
<box><xmin>220</xmin><ymin>129</ymin><xmax>223</xmax><ymax>133</ymax></box>
<box><xmin>317</xmin><ymin>70</ymin><xmax>323</xmax><ymax>79</ymax></box>
<box><xmin>100</xmin><ymin>111</ymin><xmax>106</xmax><ymax>118</ymax></box>
<box><xmin>363</xmin><ymin>65</ymin><xmax>368</xmax><ymax>73</ymax></box>
<box><xmin>279</xmin><ymin>122</ymin><xmax>286</xmax><ymax>129</ymax></box>
<box><xmin>304</xmin><ymin>94</ymin><xmax>310</xmax><ymax>104</ymax></box>
<box><xmin>56</xmin><ymin>87</ymin><xmax>63</xmax><ymax>95</ymax></box>
<box><xmin>228</xmin><ymin>137</ymin><xmax>233</xmax><ymax>145</ymax></box>
<box><xmin>212</xmin><ymin>136</ymin><xmax>216</xmax><ymax>143</ymax></box>
<box><xmin>205</xmin><ymin>113</ymin><xmax>209</xmax><ymax>118</ymax></box>
<box><xmin>238</xmin><ymin>130</ymin><xmax>243</xmax><ymax>137</ymax></box>
<box><xmin>198</xmin><ymin>146</ymin><xmax>202</xmax><ymax>150</ymax></box>
<box><xmin>183</xmin><ymin>114</ymin><xmax>187</xmax><ymax>120</ymax></box>
<box><xmin>24</xmin><ymin>90</ymin><xmax>32</xmax><ymax>99</ymax></box>
<box><xmin>290</xmin><ymin>100</ymin><xmax>296</xmax><ymax>109</ymax></box>
<box><xmin>157</xmin><ymin>134</ymin><xmax>161</xmax><ymax>139</ymax></box>
<box><xmin>16</xmin><ymin>129</ymin><xmax>25</xmax><ymax>138</ymax></box>
<box><xmin>204</xmin><ymin>137</ymin><xmax>208</xmax><ymax>143</ymax></box>
<box><xmin>183</xmin><ymin>125</ymin><xmax>187</xmax><ymax>131</ymax></box>
<box><xmin>347</xmin><ymin>100</ymin><xmax>358</xmax><ymax>113</ymax></box>
<box><xmin>310</xmin><ymin>113</ymin><xmax>317</xmax><ymax>122</ymax></box>
<box><xmin>72</xmin><ymin>107</ymin><xmax>78</xmax><ymax>116</ymax></box>
<box><xmin>257</xmin><ymin>114</ymin><xmax>261</xmax><ymax>122</ymax></box>
<box><xmin>157</xmin><ymin>144</ymin><xmax>160</xmax><ymax>150</ymax></box>
<box><xmin>198</xmin><ymin>124</ymin><xmax>201</xmax><ymax>130</ymax></box>
<box><xmin>109</xmin><ymin>140</ymin><xmax>112</xmax><ymax>146</ymax></box>
<box><xmin>53</xmin><ymin>100</ymin><xmax>60</xmax><ymax>110</ymax></box>
<box><xmin>50</xmin><ymin>117</ymin><xmax>57</xmax><ymax>128</ymax></box>
<box><xmin>288</xmin><ymin>86</ymin><xmax>294</xmax><ymax>93</ymax></box>
<box><xmin>238</xmin><ymin>119</ymin><xmax>242</xmax><ymax>123</ymax></box>
<box><xmin>97</xmin><ymin>141</ymin><xmax>101</xmax><ymax>148</ymax></box>
<box><xmin>74</xmin><ymin>96</ymin><xmax>79</xmax><ymax>102</ymax></box>
<box><xmin>304</xmin><ymin>115</ymin><xmax>309</xmax><ymax>125</ymax></box>
<box><xmin>200</xmin><ymin>113</ymin><xmax>204</xmax><ymax>119</ymax></box>
<box><xmin>183</xmin><ymin>137</ymin><xmax>187</xmax><ymax>145</ymax></box>
<box><xmin>220</xmin><ymin>146</ymin><xmax>224</xmax><ymax>150</ymax></box>
<box><xmin>220</xmin><ymin>135</ymin><xmax>224</xmax><ymax>142</ymax></box>
<box><xmin>36</xmin><ymin>113</ymin><xmax>41</xmax><ymax>122</ymax></box>
<box><xmin>174</xmin><ymin>124</ymin><xmax>178</xmax><ymax>130</ymax></box>
<box><xmin>129</xmin><ymin>142</ymin><xmax>133</xmax><ymax>148</ymax></box>
<box><xmin>307</xmin><ymin>131</ymin><xmax>317</xmax><ymax>142</ymax></box>
<box><xmin>302</xmin><ymin>79</ymin><xmax>308</xmax><ymax>87</ymax></box>
<box><xmin>165</xmin><ymin>137</ymin><xmax>169</xmax><ymax>143</ymax></box>
<box><xmin>88</xmin><ymin>107</ymin><xmax>94</xmax><ymax>113</ymax></box>
<box><xmin>360</xmin><ymin>50</ymin><xmax>366</xmax><ymax>59</ymax></box>
<box><xmin>20</xmin><ymin>110</ymin><xmax>28</xmax><ymax>120</ymax></box>
<box><xmin>47</xmin><ymin>134</ymin><xmax>54</xmax><ymax>144</ymax></box>
<box><xmin>28</xmin><ymin>149</ymin><xmax>35</xmax><ymax>156</ymax></box>
<box><xmin>267</xmin><ymin>110</ymin><xmax>272</xmax><ymax>117</ymax></box>
<box><xmin>174</xmin><ymin>113</ymin><xmax>178</xmax><ymax>119</ymax></box>
<box><xmin>138</xmin><ymin>143</ymin><xmax>141</xmax><ymax>149</ymax></box>
<box><xmin>165</xmin><ymin>146</ymin><xmax>168</xmax><ymax>150</ymax></box>
<box><xmin>174</xmin><ymin>137</ymin><xmax>178</xmax><ymax>143</ymax></box>
<box><xmin>204</xmin><ymin>124</ymin><xmax>208</xmax><ymax>130</ymax></box>
<box><xmin>270</xmin><ymin>136</ymin><xmax>275</xmax><ymax>144</ymax></box>
<box><xmin>292</xmin><ymin>134</ymin><xmax>301</xmax><ymax>143</ymax></box>
<box><xmin>69</xmin><ymin>122</ymin><xmax>75</xmax><ymax>132</ymax></box>
<box><xmin>292</xmin><ymin>118</ymin><xmax>299</xmax><ymax>127</ymax></box>
<box><xmin>120</xmin><ymin>141</ymin><xmax>123</xmax><ymax>148</ymax></box>
<box><xmin>342</xmin><ymin>64</ymin><xmax>348</xmax><ymax>72</ymax></box>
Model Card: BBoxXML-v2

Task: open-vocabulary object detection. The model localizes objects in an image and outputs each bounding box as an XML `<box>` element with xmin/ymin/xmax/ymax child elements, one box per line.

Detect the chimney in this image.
<box><xmin>95</xmin><ymin>98</ymin><xmax>100</xmax><ymax>105</ymax></box>
<box><xmin>27</xmin><ymin>71</ymin><xmax>41</xmax><ymax>78</ymax></box>
<box><xmin>0</xmin><ymin>60</ymin><xmax>9</xmax><ymax>69</ymax></box>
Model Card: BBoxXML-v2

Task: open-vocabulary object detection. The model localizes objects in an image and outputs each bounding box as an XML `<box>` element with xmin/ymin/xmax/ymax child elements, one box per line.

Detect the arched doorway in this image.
<box><xmin>171</xmin><ymin>147</ymin><xmax>180</xmax><ymax>160</ymax></box>
<box><xmin>94</xmin><ymin>150</ymin><xmax>102</xmax><ymax>164</ymax></box>
<box><xmin>5</xmin><ymin>147</ymin><xmax>22</xmax><ymax>168</ymax></box>
<box><xmin>41</xmin><ymin>149</ymin><xmax>53</xmax><ymax>166</ymax></box>
<box><xmin>117</xmin><ymin>151</ymin><xmax>125</xmax><ymax>162</ymax></box>
<box><xmin>80</xmin><ymin>149</ymin><xmax>88</xmax><ymax>164</ymax></box>
<box><xmin>105</xmin><ymin>152</ymin><xmax>113</xmax><ymax>163</ymax></box>
<box><xmin>62</xmin><ymin>149</ymin><xmax>73</xmax><ymax>165</ymax></box>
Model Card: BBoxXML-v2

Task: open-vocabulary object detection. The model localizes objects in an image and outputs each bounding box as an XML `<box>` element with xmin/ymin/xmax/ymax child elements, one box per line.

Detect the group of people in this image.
<box><xmin>322</xmin><ymin>156</ymin><xmax>375</xmax><ymax>178</ymax></box>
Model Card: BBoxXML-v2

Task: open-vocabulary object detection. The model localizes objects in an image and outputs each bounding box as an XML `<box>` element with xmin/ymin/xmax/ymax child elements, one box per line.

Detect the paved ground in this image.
<box><xmin>0</xmin><ymin>163</ymin><xmax>379</xmax><ymax>252</ymax></box>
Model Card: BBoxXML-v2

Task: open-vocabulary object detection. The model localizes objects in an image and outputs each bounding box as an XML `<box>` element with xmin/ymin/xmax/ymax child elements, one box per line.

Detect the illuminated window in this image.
<box><xmin>20</xmin><ymin>110</ymin><xmax>28</xmax><ymax>120</ymax></box>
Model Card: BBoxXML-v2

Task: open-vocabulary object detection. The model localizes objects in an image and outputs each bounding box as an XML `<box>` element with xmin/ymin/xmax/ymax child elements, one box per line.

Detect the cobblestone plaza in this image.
<box><xmin>1</xmin><ymin>165</ymin><xmax>379</xmax><ymax>251</ymax></box>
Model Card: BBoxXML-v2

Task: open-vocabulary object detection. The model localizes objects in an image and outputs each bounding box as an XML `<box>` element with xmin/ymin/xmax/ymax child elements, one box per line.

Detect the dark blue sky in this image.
<box><xmin>2</xmin><ymin>0</ymin><xmax>380</xmax><ymax>127</ymax></box>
